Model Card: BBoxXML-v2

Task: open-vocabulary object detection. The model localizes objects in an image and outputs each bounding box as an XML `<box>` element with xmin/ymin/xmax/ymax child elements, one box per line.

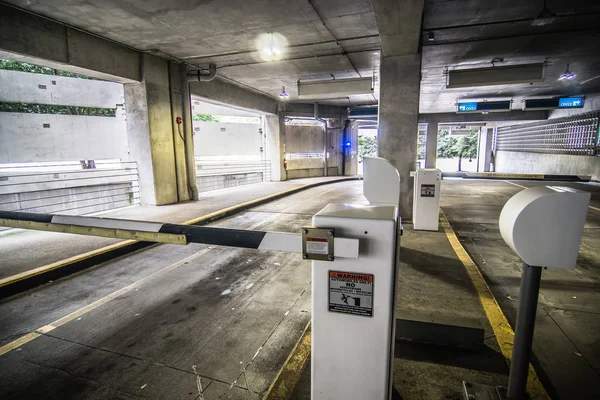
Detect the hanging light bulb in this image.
<box><xmin>279</xmin><ymin>86</ymin><xmax>289</xmax><ymax>100</ymax></box>
<box><xmin>559</xmin><ymin>64</ymin><xmax>576</xmax><ymax>81</ymax></box>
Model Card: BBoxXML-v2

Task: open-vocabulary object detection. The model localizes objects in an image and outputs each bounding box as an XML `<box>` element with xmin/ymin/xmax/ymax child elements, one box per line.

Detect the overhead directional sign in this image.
<box><xmin>558</xmin><ymin>97</ymin><xmax>584</xmax><ymax>108</ymax></box>
<box><xmin>457</xmin><ymin>100</ymin><xmax>511</xmax><ymax>113</ymax></box>
<box><xmin>457</xmin><ymin>102</ymin><xmax>478</xmax><ymax>112</ymax></box>
<box><xmin>524</xmin><ymin>97</ymin><xmax>585</xmax><ymax>110</ymax></box>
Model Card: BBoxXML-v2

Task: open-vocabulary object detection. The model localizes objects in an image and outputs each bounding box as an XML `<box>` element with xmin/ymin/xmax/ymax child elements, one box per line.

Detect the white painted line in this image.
<box><xmin>503</xmin><ymin>180</ymin><xmax>527</xmax><ymax>189</ymax></box>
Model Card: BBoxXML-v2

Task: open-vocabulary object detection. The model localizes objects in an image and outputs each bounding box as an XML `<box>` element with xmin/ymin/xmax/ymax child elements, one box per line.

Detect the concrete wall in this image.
<box><xmin>193</xmin><ymin>122</ymin><xmax>262</xmax><ymax>156</ymax></box>
<box><xmin>0</xmin><ymin>69</ymin><xmax>128</xmax><ymax>163</ymax></box>
<box><xmin>495</xmin><ymin>151</ymin><xmax>600</xmax><ymax>181</ymax></box>
<box><xmin>0</xmin><ymin>111</ymin><xmax>128</xmax><ymax>163</ymax></box>
<box><xmin>0</xmin><ymin>69</ymin><xmax>123</xmax><ymax>107</ymax></box>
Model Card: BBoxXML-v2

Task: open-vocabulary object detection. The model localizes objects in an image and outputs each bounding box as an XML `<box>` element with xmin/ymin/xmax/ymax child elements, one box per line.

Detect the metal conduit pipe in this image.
<box><xmin>187</xmin><ymin>64</ymin><xmax>217</xmax><ymax>82</ymax></box>
<box><xmin>314</xmin><ymin>103</ymin><xmax>328</xmax><ymax>177</ymax></box>
<box><xmin>181</xmin><ymin>64</ymin><xmax>199</xmax><ymax>200</ymax></box>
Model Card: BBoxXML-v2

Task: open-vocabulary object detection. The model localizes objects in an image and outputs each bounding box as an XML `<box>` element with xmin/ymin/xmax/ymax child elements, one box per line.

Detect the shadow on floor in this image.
<box><xmin>394</xmin><ymin>340</ymin><xmax>509</xmax><ymax>376</ymax></box>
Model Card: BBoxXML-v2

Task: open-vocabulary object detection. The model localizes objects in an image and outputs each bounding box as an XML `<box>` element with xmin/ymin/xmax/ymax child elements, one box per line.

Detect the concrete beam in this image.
<box><xmin>0</xmin><ymin>3</ymin><xmax>141</xmax><ymax>83</ymax></box>
<box><xmin>419</xmin><ymin>110</ymin><xmax>548</xmax><ymax>124</ymax></box>
<box><xmin>371</xmin><ymin>0</ymin><xmax>424</xmax><ymax>57</ymax></box>
<box><xmin>190</xmin><ymin>77</ymin><xmax>278</xmax><ymax>116</ymax></box>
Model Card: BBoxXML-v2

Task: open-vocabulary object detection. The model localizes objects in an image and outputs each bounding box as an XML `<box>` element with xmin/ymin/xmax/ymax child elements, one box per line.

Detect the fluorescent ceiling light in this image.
<box><xmin>298</xmin><ymin>77</ymin><xmax>373</xmax><ymax>100</ymax></box>
<box><xmin>447</xmin><ymin>63</ymin><xmax>545</xmax><ymax>88</ymax></box>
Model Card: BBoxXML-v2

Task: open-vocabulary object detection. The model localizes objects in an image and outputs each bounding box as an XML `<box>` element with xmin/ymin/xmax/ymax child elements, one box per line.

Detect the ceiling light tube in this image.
<box><xmin>298</xmin><ymin>77</ymin><xmax>373</xmax><ymax>99</ymax></box>
<box><xmin>447</xmin><ymin>63</ymin><xmax>545</xmax><ymax>88</ymax></box>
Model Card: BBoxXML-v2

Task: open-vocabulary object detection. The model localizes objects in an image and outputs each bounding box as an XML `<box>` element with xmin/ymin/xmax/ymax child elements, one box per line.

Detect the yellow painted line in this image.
<box><xmin>0</xmin><ymin>178</ymin><xmax>356</xmax><ymax>289</ymax></box>
<box><xmin>247</xmin><ymin>186</ymin><xmax>339</xmax><ymax>231</ymax></box>
<box><xmin>469</xmin><ymin>173</ymin><xmax>545</xmax><ymax>179</ymax></box>
<box><xmin>180</xmin><ymin>179</ymin><xmax>350</xmax><ymax>226</ymax></box>
<box><xmin>440</xmin><ymin>210</ymin><xmax>550</xmax><ymax>400</ymax></box>
<box><xmin>265</xmin><ymin>322</ymin><xmax>312</xmax><ymax>400</ymax></box>
<box><xmin>0</xmin><ymin>247</ymin><xmax>213</xmax><ymax>357</ymax></box>
<box><xmin>0</xmin><ymin>239</ymin><xmax>137</xmax><ymax>288</ymax></box>
<box><xmin>0</xmin><ymin>179</ymin><xmax>354</xmax><ymax>357</ymax></box>
<box><xmin>589</xmin><ymin>205</ymin><xmax>600</xmax><ymax>212</ymax></box>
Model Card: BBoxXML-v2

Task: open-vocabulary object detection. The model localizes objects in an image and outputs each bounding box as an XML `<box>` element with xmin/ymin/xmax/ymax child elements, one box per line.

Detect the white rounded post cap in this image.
<box><xmin>499</xmin><ymin>186</ymin><xmax>590</xmax><ymax>269</ymax></box>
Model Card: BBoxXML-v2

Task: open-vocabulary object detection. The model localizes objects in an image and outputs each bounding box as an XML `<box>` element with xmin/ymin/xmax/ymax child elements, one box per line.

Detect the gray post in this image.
<box><xmin>425</xmin><ymin>121</ymin><xmax>438</xmax><ymax>168</ymax></box>
<box><xmin>507</xmin><ymin>263</ymin><xmax>543</xmax><ymax>399</ymax></box>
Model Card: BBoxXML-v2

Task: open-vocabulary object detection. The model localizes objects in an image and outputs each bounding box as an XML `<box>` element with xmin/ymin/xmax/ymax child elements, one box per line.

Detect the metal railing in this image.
<box><xmin>285</xmin><ymin>152</ymin><xmax>324</xmax><ymax>160</ymax></box>
<box><xmin>0</xmin><ymin>160</ymin><xmax>139</xmax><ymax>220</ymax></box>
<box><xmin>495</xmin><ymin>112</ymin><xmax>599</xmax><ymax>156</ymax></box>
<box><xmin>195</xmin><ymin>158</ymin><xmax>272</xmax><ymax>193</ymax></box>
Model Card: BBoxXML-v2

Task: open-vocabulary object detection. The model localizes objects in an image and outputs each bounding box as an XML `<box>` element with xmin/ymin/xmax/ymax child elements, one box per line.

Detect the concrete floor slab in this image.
<box><xmin>441</xmin><ymin>179</ymin><xmax>600</xmax><ymax>399</ymax></box>
<box><xmin>2</xmin><ymin>178</ymin><xmax>598</xmax><ymax>399</ymax></box>
<box><xmin>0</xmin><ymin>181</ymin><xmax>363</xmax><ymax>399</ymax></box>
<box><xmin>290</xmin><ymin>222</ymin><xmax>510</xmax><ymax>400</ymax></box>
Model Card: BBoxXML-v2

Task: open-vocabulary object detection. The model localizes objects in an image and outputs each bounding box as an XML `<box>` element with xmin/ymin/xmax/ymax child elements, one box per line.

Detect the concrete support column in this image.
<box><xmin>344</xmin><ymin>121</ymin><xmax>359</xmax><ymax>176</ymax></box>
<box><xmin>425</xmin><ymin>121</ymin><xmax>438</xmax><ymax>168</ymax></box>
<box><xmin>478</xmin><ymin>127</ymin><xmax>495</xmax><ymax>172</ymax></box>
<box><xmin>167</xmin><ymin>61</ymin><xmax>191</xmax><ymax>202</ymax></box>
<box><xmin>265</xmin><ymin>111</ymin><xmax>286</xmax><ymax>181</ymax></box>
<box><xmin>124</xmin><ymin>54</ymin><xmax>180</xmax><ymax>205</ymax></box>
<box><xmin>377</xmin><ymin>54</ymin><xmax>422</xmax><ymax>219</ymax></box>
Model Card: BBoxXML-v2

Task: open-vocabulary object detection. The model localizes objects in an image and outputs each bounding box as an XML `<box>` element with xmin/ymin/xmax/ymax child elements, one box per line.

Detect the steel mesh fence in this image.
<box><xmin>495</xmin><ymin>112</ymin><xmax>599</xmax><ymax>156</ymax></box>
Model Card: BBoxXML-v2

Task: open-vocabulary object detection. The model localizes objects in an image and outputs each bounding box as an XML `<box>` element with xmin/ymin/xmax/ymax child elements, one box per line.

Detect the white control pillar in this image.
<box><xmin>413</xmin><ymin>168</ymin><xmax>441</xmax><ymax>231</ymax></box>
<box><xmin>311</xmin><ymin>157</ymin><xmax>401</xmax><ymax>400</ymax></box>
<box><xmin>499</xmin><ymin>186</ymin><xmax>590</xmax><ymax>399</ymax></box>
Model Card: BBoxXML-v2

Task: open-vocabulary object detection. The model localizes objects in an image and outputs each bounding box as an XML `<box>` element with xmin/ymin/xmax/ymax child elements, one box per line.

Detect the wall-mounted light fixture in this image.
<box><xmin>558</xmin><ymin>64</ymin><xmax>576</xmax><ymax>81</ymax></box>
<box><xmin>279</xmin><ymin>86</ymin><xmax>289</xmax><ymax>100</ymax></box>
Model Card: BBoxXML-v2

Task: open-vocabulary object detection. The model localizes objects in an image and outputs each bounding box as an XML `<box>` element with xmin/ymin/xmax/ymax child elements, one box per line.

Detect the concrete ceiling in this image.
<box><xmin>2</xmin><ymin>0</ymin><xmax>600</xmax><ymax>113</ymax></box>
<box><xmin>421</xmin><ymin>0</ymin><xmax>600</xmax><ymax>113</ymax></box>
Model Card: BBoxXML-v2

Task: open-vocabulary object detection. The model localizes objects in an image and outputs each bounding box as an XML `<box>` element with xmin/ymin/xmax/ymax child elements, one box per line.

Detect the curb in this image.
<box><xmin>264</xmin><ymin>323</ymin><xmax>312</xmax><ymax>400</ymax></box>
<box><xmin>0</xmin><ymin>177</ymin><xmax>360</xmax><ymax>299</ymax></box>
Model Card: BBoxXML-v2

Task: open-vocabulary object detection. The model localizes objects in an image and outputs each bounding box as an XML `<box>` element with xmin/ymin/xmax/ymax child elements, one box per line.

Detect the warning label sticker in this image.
<box><xmin>306</xmin><ymin>237</ymin><xmax>329</xmax><ymax>255</ymax></box>
<box><xmin>328</xmin><ymin>271</ymin><xmax>373</xmax><ymax>317</ymax></box>
<box><xmin>421</xmin><ymin>184</ymin><xmax>435</xmax><ymax>197</ymax></box>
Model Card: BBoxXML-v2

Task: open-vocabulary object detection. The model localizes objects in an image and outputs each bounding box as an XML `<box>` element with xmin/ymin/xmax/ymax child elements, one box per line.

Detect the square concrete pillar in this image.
<box><xmin>478</xmin><ymin>127</ymin><xmax>494</xmax><ymax>172</ymax></box>
<box><xmin>377</xmin><ymin>54</ymin><xmax>422</xmax><ymax>219</ymax></box>
<box><xmin>265</xmin><ymin>111</ymin><xmax>286</xmax><ymax>181</ymax></box>
<box><xmin>425</xmin><ymin>122</ymin><xmax>438</xmax><ymax>168</ymax></box>
<box><xmin>124</xmin><ymin>54</ymin><xmax>180</xmax><ymax>205</ymax></box>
